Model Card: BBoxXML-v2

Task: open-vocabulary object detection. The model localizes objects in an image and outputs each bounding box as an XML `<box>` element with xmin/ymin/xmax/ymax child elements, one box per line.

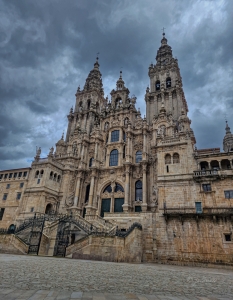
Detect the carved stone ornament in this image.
<box><xmin>65</xmin><ymin>192</ymin><xmax>74</xmax><ymax>207</ymax></box>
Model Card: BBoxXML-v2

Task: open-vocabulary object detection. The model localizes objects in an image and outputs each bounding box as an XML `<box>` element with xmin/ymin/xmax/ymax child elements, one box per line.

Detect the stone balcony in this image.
<box><xmin>163</xmin><ymin>207</ymin><xmax>233</xmax><ymax>223</ymax></box>
<box><xmin>193</xmin><ymin>169</ymin><xmax>233</xmax><ymax>181</ymax></box>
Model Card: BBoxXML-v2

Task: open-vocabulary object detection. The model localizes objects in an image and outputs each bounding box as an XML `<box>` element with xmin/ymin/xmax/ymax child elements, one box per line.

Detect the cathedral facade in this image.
<box><xmin>0</xmin><ymin>34</ymin><xmax>233</xmax><ymax>265</ymax></box>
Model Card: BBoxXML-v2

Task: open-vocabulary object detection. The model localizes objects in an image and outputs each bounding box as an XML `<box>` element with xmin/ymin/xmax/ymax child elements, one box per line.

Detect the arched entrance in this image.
<box><xmin>100</xmin><ymin>182</ymin><xmax>125</xmax><ymax>217</ymax></box>
<box><xmin>45</xmin><ymin>203</ymin><xmax>53</xmax><ymax>214</ymax></box>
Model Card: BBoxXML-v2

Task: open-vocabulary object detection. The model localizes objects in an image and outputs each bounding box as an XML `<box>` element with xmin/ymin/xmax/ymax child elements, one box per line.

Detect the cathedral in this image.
<box><xmin>0</xmin><ymin>33</ymin><xmax>233</xmax><ymax>265</ymax></box>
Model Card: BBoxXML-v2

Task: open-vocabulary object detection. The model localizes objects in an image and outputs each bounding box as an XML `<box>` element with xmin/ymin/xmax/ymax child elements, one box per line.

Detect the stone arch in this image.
<box><xmin>45</xmin><ymin>203</ymin><xmax>53</xmax><ymax>214</ymax></box>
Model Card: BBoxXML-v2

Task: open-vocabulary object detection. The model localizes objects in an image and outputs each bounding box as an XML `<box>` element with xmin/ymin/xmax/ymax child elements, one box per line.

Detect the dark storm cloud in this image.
<box><xmin>0</xmin><ymin>0</ymin><xmax>232</xmax><ymax>170</ymax></box>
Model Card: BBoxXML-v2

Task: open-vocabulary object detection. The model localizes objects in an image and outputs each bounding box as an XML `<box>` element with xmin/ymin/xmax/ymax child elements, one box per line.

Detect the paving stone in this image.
<box><xmin>0</xmin><ymin>254</ymin><xmax>232</xmax><ymax>300</ymax></box>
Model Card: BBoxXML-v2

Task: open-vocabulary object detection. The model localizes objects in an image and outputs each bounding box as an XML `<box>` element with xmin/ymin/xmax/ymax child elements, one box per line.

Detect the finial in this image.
<box><xmin>61</xmin><ymin>132</ymin><xmax>64</xmax><ymax>140</ymax></box>
<box><xmin>120</xmin><ymin>69</ymin><xmax>122</xmax><ymax>79</ymax></box>
<box><xmin>96</xmin><ymin>52</ymin><xmax>99</xmax><ymax>61</ymax></box>
<box><xmin>225</xmin><ymin>120</ymin><xmax>231</xmax><ymax>134</ymax></box>
<box><xmin>161</xmin><ymin>27</ymin><xmax>166</xmax><ymax>36</ymax></box>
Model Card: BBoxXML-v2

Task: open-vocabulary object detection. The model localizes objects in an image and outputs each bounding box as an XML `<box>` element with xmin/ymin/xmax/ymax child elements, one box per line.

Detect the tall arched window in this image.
<box><xmin>109</xmin><ymin>149</ymin><xmax>118</xmax><ymax>166</ymax></box>
<box><xmin>155</xmin><ymin>80</ymin><xmax>160</xmax><ymax>91</ymax></box>
<box><xmin>111</xmin><ymin>130</ymin><xmax>119</xmax><ymax>142</ymax></box>
<box><xmin>115</xmin><ymin>183</ymin><xmax>124</xmax><ymax>192</ymax></box>
<box><xmin>89</xmin><ymin>157</ymin><xmax>94</xmax><ymax>167</ymax></box>
<box><xmin>35</xmin><ymin>170</ymin><xmax>39</xmax><ymax>178</ymax></box>
<box><xmin>85</xmin><ymin>184</ymin><xmax>90</xmax><ymax>203</ymax></box>
<box><xmin>135</xmin><ymin>180</ymin><xmax>142</xmax><ymax>201</ymax></box>
<box><xmin>40</xmin><ymin>170</ymin><xmax>44</xmax><ymax>177</ymax></box>
<box><xmin>136</xmin><ymin>151</ymin><xmax>142</xmax><ymax>163</ymax></box>
<box><xmin>165</xmin><ymin>154</ymin><xmax>171</xmax><ymax>164</ymax></box>
<box><xmin>49</xmin><ymin>171</ymin><xmax>53</xmax><ymax>179</ymax></box>
<box><xmin>173</xmin><ymin>153</ymin><xmax>180</xmax><ymax>163</ymax></box>
<box><xmin>166</xmin><ymin>77</ymin><xmax>171</xmax><ymax>88</ymax></box>
<box><xmin>87</xmin><ymin>100</ymin><xmax>91</xmax><ymax>109</ymax></box>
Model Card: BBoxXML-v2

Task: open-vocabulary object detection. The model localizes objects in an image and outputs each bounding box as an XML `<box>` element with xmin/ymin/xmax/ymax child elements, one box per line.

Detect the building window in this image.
<box><xmin>89</xmin><ymin>157</ymin><xmax>94</xmax><ymax>167</ymax></box>
<box><xmin>167</xmin><ymin>165</ymin><xmax>169</xmax><ymax>173</ymax></box>
<box><xmin>20</xmin><ymin>182</ymin><xmax>24</xmax><ymax>188</ymax></box>
<box><xmin>202</xmin><ymin>184</ymin><xmax>211</xmax><ymax>192</ymax></box>
<box><xmin>224</xmin><ymin>190</ymin><xmax>233</xmax><ymax>199</ymax></box>
<box><xmin>173</xmin><ymin>153</ymin><xmax>180</xmax><ymax>163</ymax></box>
<box><xmin>3</xmin><ymin>193</ymin><xmax>8</xmax><ymax>200</ymax></box>
<box><xmin>136</xmin><ymin>151</ymin><xmax>142</xmax><ymax>163</ymax></box>
<box><xmin>225</xmin><ymin>234</ymin><xmax>231</xmax><ymax>242</ymax></box>
<box><xmin>103</xmin><ymin>185</ymin><xmax>112</xmax><ymax>193</ymax></box>
<box><xmin>0</xmin><ymin>208</ymin><xmax>5</xmax><ymax>220</ymax></box>
<box><xmin>9</xmin><ymin>173</ymin><xmax>13</xmax><ymax>178</ymax></box>
<box><xmin>57</xmin><ymin>175</ymin><xmax>61</xmax><ymax>182</ymax></box>
<box><xmin>166</xmin><ymin>77</ymin><xmax>171</xmax><ymax>88</ymax></box>
<box><xmin>18</xmin><ymin>172</ymin><xmax>22</xmax><ymax>178</ymax></box>
<box><xmin>85</xmin><ymin>184</ymin><xmax>90</xmax><ymax>203</ymax></box>
<box><xmin>111</xmin><ymin>130</ymin><xmax>119</xmax><ymax>142</ymax></box>
<box><xmin>115</xmin><ymin>184</ymin><xmax>124</xmax><ymax>192</ymax></box>
<box><xmin>16</xmin><ymin>193</ymin><xmax>21</xmax><ymax>200</ymax></box>
<box><xmin>23</xmin><ymin>171</ymin><xmax>27</xmax><ymax>177</ymax></box>
<box><xmin>6</xmin><ymin>184</ymin><xmax>10</xmax><ymax>189</ymax></box>
<box><xmin>40</xmin><ymin>170</ymin><xmax>44</xmax><ymax>177</ymax></box>
<box><xmin>155</xmin><ymin>80</ymin><xmax>160</xmax><ymax>91</ymax></box>
<box><xmin>109</xmin><ymin>149</ymin><xmax>118</xmax><ymax>166</ymax></box>
<box><xmin>35</xmin><ymin>170</ymin><xmax>39</xmax><ymax>178</ymax></box>
<box><xmin>30</xmin><ymin>207</ymin><xmax>34</xmax><ymax>213</ymax></box>
<box><xmin>135</xmin><ymin>180</ymin><xmax>142</xmax><ymax>201</ymax></box>
<box><xmin>53</xmin><ymin>173</ymin><xmax>57</xmax><ymax>181</ymax></box>
<box><xmin>14</xmin><ymin>173</ymin><xmax>17</xmax><ymax>178</ymax></box>
<box><xmin>0</xmin><ymin>174</ymin><xmax>3</xmax><ymax>180</ymax></box>
<box><xmin>50</xmin><ymin>171</ymin><xmax>53</xmax><ymax>179</ymax></box>
<box><xmin>4</xmin><ymin>174</ymin><xmax>8</xmax><ymax>179</ymax></box>
<box><xmin>165</xmin><ymin>154</ymin><xmax>171</xmax><ymax>164</ymax></box>
<box><xmin>195</xmin><ymin>202</ymin><xmax>202</xmax><ymax>213</ymax></box>
<box><xmin>37</xmin><ymin>179</ymin><xmax>40</xmax><ymax>184</ymax></box>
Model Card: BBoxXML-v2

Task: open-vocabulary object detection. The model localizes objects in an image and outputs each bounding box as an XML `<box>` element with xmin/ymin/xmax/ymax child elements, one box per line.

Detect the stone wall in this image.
<box><xmin>0</xmin><ymin>234</ymin><xmax>28</xmax><ymax>255</ymax></box>
<box><xmin>155</xmin><ymin>213</ymin><xmax>233</xmax><ymax>266</ymax></box>
<box><xmin>72</xmin><ymin>227</ymin><xmax>142</xmax><ymax>262</ymax></box>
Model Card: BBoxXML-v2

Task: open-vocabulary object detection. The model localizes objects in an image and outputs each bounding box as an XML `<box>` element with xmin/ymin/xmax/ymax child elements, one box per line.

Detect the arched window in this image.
<box><xmin>166</xmin><ymin>77</ymin><xmax>171</xmax><ymax>88</ymax></box>
<box><xmin>123</xmin><ymin>145</ymin><xmax>125</xmax><ymax>159</ymax></box>
<box><xmin>35</xmin><ymin>170</ymin><xmax>39</xmax><ymax>178</ymax></box>
<box><xmin>173</xmin><ymin>153</ymin><xmax>180</xmax><ymax>163</ymax></box>
<box><xmin>57</xmin><ymin>175</ymin><xmax>61</xmax><ymax>182</ymax></box>
<box><xmin>50</xmin><ymin>171</ymin><xmax>53</xmax><ymax>179</ymax></box>
<box><xmin>89</xmin><ymin>157</ymin><xmax>94</xmax><ymax>167</ymax></box>
<box><xmin>53</xmin><ymin>173</ymin><xmax>57</xmax><ymax>181</ymax></box>
<box><xmin>111</xmin><ymin>130</ymin><xmax>119</xmax><ymax>142</ymax></box>
<box><xmin>155</xmin><ymin>80</ymin><xmax>160</xmax><ymax>91</ymax></box>
<box><xmin>135</xmin><ymin>180</ymin><xmax>142</xmax><ymax>201</ymax></box>
<box><xmin>103</xmin><ymin>185</ymin><xmax>112</xmax><ymax>193</ymax></box>
<box><xmin>136</xmin><ymin>151</ymin><xmax>142</xmax><ymax>163</ymax></box>
<box><xmin>87</xmin><ymin>100</ymin><xmax>91</xmax><ymax>109</ymax></box>
<box><xmin>40</xmin><ymin>170</ymin><xmax>44</xmax><ymax>176</ymax></box>
<box><xmin>115</xmin><ymin>98</ymin><xmax>122</xmax><ymax>108</ymax></box>
<box><xmin>85</xmin><ymin>184</ymin><xmax>90</xmax><ymax>203</ymax></box>
<box><xmin>115</xmin><ymin>183</ymin><xmax>124</xmax><ymax>192</ymax></box>
<box><xmin>165</xmin><ymin>154</ymin><xmax>171</xmax><ymax>164</ymax></box>
<box><xmin>109</xmin><ymin>149</ymin><xmax>118</xmax><ymax>166</ymax></box>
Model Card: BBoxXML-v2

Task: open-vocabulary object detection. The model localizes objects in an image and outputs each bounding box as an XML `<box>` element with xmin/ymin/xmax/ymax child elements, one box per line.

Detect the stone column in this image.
<box><xmin>141</xmin><ymin>163</ymin><xmax>147</xmax><ymax>212</ymax></box>
<box><xmin>123</xmin><ymin>165</ymin><xmax>130</xmax><ymax>212</ymax></box>
<box><xmin>208</xmin><ymin>162</ymin><xmax>211</xmax><ymax>170</ymax></box>
<box><xmin>73</xmin><ymin>175</ymin><xmax>81</xmax><ymax>207</ymax></box>
<box><xmin>88</xmin><ymin>176</ymin><xmax>95</xmax><ymax>207</ymax></box>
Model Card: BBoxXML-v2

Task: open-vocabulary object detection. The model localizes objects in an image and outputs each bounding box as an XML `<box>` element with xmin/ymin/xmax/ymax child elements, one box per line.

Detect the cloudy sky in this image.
<box><xmin>0</xmin><ymin>0</ymin><xmax>232</xmax><ymax>170</ymax></box>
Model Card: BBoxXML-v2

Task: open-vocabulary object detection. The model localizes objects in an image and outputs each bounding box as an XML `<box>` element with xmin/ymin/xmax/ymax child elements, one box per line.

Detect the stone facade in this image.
<box><xmin>0</xmin><ymin>33</ymin><xmax>233</xmax><ymax>265</ymax></box>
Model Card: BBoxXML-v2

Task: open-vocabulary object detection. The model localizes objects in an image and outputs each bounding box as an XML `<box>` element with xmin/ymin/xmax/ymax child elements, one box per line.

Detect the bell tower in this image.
<box><xmin>145</xmin><ymin>32</ymin><xmax>188</xmax><ymax>125</ymax></box>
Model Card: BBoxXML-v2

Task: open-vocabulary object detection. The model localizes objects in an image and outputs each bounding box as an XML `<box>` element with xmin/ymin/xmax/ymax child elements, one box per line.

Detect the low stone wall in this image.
<box><xmin>72</xmin><ymin>227</ymin><xmax>142</xmax><ymax>262</ymax></box>
<box><xmin>0</xmin><ymin>234</ymin><xmax>28</xmax><ymax>255</ymax></box>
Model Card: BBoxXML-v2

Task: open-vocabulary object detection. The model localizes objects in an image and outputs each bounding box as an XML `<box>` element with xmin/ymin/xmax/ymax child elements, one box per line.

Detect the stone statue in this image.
<box><xmin>49</xmin><ymin>146</ymin><xmax>54</xmax><ymax>156</ymax></box>
<box><xmin>36</xmin><ymin>147</ymin><xmax>41</xmax><ymax>157</ymax></box>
